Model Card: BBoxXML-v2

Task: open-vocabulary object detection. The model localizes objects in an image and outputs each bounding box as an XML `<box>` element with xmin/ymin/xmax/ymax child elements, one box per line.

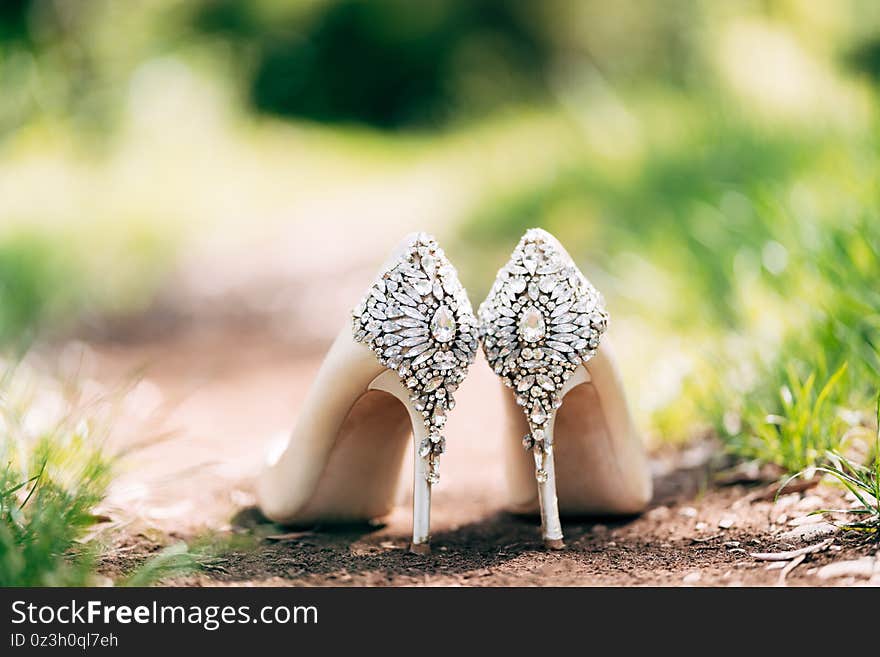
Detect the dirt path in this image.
<box><xmin>73</xmin><ymin>325</ymin><xmax>878</xmax><ymax>587</ymax></box>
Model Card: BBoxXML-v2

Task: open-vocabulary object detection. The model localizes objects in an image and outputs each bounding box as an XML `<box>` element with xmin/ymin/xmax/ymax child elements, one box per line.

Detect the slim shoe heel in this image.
<box><xmin>532</xmin><ymin>366</ymin><xmax>588</xmax><ymax>548</ymax></box>
<box><xmin>368</xmin><ymin>369</ymin><xmax>433</xmax><ymax>553</ymax></box>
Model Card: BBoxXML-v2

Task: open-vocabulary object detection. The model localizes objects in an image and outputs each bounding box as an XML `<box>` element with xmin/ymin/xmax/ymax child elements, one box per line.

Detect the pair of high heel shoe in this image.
<box><xmin>258</xmin><ymin>228</ymin><xmax>651</xmax><ymax>553</ymax></box>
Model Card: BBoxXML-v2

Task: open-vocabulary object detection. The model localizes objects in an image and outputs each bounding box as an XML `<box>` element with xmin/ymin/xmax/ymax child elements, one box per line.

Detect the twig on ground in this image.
<box><xmin>265</xmin><ymin>531</ymin><xmax>314</xmax><ymax>542</ymax></box>
<box><xmin>690</xmin><ymin>533</ymin><xmax>724</xmax><ymax>543</ymax></box>
<box><xmin>777</xmin><ymin>554</ymin><xmax>806</xmax><ymax>585</ymax></box>
<box><xmin>742</xmin><ymin>475</ymin><xmax>822</xmax><ymax>504</ymax></box>
<box><xmin>714</xmin><ymin>462</ymin><xmax>783</xmax><ymax>487</ymax></box>
<box><xmin>750</xmin><ymin>538</ymin><xmax>834</xmax><ymax>561</ymax></box>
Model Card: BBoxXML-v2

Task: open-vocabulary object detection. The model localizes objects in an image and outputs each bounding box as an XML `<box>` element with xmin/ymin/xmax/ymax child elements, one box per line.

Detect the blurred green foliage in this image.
<box><xmin>459</xmin><ymin>102</ymin><xmax>816</xmax><ymax>326</ymax></box>
<box><xmin>0</xmin><ymin>0</ymin><xmax>30</xmax><ymax>44</ymax></box>
<box><xmin>0</xmin><ymin>0</ymin><xmax>721</xmax><ymax>132</ymax></box>
<box><xmin>0</xmin><ymin>225</ymin><xmax>175</xmax><ymax>348</ymax></box>
<box><xmin>194</xmin><ymin>0</ymin><xmax>555</xmax><ymax>128</ymax></box>
<box><xmin>847</xmin><ymin>35</ymin><xmax>880</xmax><ymax>82</ymax></box>
<box><xmin>0</xmin><ymin>232</ymin><xmax>76</xmax><ymax>348</ymax></box>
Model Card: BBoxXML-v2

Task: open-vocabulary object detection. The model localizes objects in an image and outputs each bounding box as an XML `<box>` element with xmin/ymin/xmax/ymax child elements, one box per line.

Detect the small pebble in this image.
<box><xmin>778</xmin><ymin>522</ymin><xmax>837</xmax><ymax>543</ymax></box>
<box><xmin>683</xmin><ymin>571</ymin><xmax>702</xmax><ymax>584</ymax></box>
<box><xmin>695</xmin><ymin>521</ymin><xmax>708</xmax><ymax>531</ymax></box>
<box><xmin>773</xmin><ymin>494</ymin><xmax>799</xmax><ymax>511</ymax></box>
<box><xmin>794</xmin><ymin>495</ymin><xmax>824</xmax><ymax>512</ymax></box>
<box><xmin>718</xmin><ymin>517</ymin><xmax>735</xmax><ymax>529</ymax></box>
<box><xmin>817</xmin><ymin>559</ymin><xmax>877</xmax><ymax>580</ymax></box>
<box><xmin>647</xmin><ymin>506</ymin><xmax>670</xmax><ymax>520</ymax></box>
<box><xmin>679</xmin><ymin>506</ymin><xmax>698</xmax><ymax>518</ymax></box>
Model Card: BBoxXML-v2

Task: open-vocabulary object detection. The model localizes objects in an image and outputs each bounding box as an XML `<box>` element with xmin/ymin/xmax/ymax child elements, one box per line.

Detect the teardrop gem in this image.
<box><xmin>530</xmin><ymin>401</ymin><xmax>548</xmax><ymax>426</ymax></box>
<box><xmin>430</xmin><ymin>305</ymin><xmax>456</xmax><ymax>343</ymax></box>
<box><xmin>519</xmin><ymin>306</ymin><xmax>546</xmax><ymax>343</ymax></box>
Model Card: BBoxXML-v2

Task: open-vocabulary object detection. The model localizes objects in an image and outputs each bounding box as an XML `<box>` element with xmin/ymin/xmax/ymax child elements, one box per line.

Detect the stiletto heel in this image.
<box><xmin>367</xmin><ymin>369</ymin><xmax>432</xmax><ymax>553</ymax></box>
<box><xmin>531</xmin><ymin>366</ymin><xmax>587</xmax><ymax>548</ymax></box>
<box><xmin>535</xmin><ymin>447</ymin><xmax>563</xmax><ymax>549</ymax></box>
<box><xmin>258</xmin><ymin>233</ymin><xmax>477</xmax><ymax>554</ymax></box>
<box><xmin>479</xmin><ymin>228</ymin><xmax>651</xmax><ymax>548</ymax></box>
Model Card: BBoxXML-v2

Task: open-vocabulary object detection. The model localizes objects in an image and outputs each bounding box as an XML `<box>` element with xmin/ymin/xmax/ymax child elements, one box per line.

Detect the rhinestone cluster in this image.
<box><xmin>353</xmin><ymin>233</ymin><xmax>478</xmax><ymax>484</ymax></box>
<box><xmin>478</xmin><ymin>228</ymin><xmax>608</xmax><ymax>481</ymax></box>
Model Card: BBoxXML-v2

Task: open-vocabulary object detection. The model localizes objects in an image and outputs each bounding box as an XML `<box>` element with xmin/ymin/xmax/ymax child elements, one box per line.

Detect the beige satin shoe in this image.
<box><xmin>478</xmin><ymin>228</ymin><xmax>651</xmax><ymax>548</ymax></box>
<box><xmin>258</xmin><ymin>233</ymin><xmax>478</xmax><ymax>553</ymax></box>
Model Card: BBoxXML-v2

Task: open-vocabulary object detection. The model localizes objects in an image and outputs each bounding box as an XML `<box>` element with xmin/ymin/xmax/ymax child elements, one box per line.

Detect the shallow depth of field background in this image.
<box><xmin>1</xmin><ymin>0</ymin><xmax>880</xmax><ymax>584</ymax></box>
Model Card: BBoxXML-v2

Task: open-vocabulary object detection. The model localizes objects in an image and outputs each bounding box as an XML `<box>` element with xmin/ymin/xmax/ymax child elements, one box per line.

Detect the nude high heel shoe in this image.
<box><xmin>478</xmin><ymin>228</ymin><xmax>651</xmax><ymax>549</ymax></box>
<box><xmin>257</xmin><ymin>233</ymin><xmax>478</xmax><ymax>553</ymax></box>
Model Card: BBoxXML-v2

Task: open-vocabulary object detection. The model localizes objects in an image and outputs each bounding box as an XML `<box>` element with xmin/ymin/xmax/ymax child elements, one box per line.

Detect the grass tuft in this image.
<box><xmin>0</xmin><ymin>433</ymin><xmax>112</xmax><ymax>586</ymax></box>
<box><xmin>799</xmin><ymin>396</ymin><xmax>880</xmax><ymax>534</ymax></box>
<box><xmin>717</xmin><ymin>362</ymin><xmax>852</xmax><ymax>474</ymax></box>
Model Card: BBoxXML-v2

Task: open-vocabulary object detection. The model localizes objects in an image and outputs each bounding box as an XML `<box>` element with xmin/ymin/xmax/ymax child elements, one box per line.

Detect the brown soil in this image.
<box><xmin>70</xmin><ymin>324</ymin><xmax>879</xmax><ymax>587</ymax></box>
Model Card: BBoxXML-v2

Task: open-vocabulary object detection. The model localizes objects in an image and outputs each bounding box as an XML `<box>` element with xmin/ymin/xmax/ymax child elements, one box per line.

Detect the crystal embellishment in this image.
<box><xmin>353</xmin><ymin>233</ymin><xmax>478</xmax><ymax>485</ymax></box>
<box><xmin>478</xmin><ymin>228</ymin><xmax>608</xmax><ymax>481</ymax></box>
<box><xmin>430</xmin><ymin>305</ymin><xmax>456</xmax><ymax>343</ymax></box>
<box><xmin>519</xmin><ymin>306</ymin><xmax>546</xmax><ymax>343</ymax></box>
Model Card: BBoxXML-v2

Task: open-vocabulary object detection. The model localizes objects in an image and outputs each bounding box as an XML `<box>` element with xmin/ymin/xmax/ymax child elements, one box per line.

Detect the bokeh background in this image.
<box><xmin>4</xmin><ymin>0</ymin><xmax>880</xmax><ymax>437</ymax></box>
<box><xmin>2</xmin><ymin>0</ymin><xmax>880</xmax><ymax>584</ymax></box>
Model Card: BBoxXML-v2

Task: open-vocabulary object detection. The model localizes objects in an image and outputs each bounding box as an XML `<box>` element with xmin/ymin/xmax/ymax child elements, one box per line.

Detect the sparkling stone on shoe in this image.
<box><xmin>530</xmin><ymin>401</ymin><xmax>548</xmax><ymax>426</ymax></box>
<box><xmin>519</xmin><ymin>306</ymin><xmax>546</xmax><ymax>343</ymax></box>
<box><xmin>430</xmin><ymin>305</ymin><xmax>456</xmax><ymax>343</ymax></box>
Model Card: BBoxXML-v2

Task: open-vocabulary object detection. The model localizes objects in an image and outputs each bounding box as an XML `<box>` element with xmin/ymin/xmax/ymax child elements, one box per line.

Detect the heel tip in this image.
<box><xmin>409</xmin><ymin>542</ymin><xmax>431</xmax><ymax>555</ymax></box>
<box><xmin>544</xmin><ymin>538</ymin><xmax>565</xmax><ymax>550</ymax></box>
